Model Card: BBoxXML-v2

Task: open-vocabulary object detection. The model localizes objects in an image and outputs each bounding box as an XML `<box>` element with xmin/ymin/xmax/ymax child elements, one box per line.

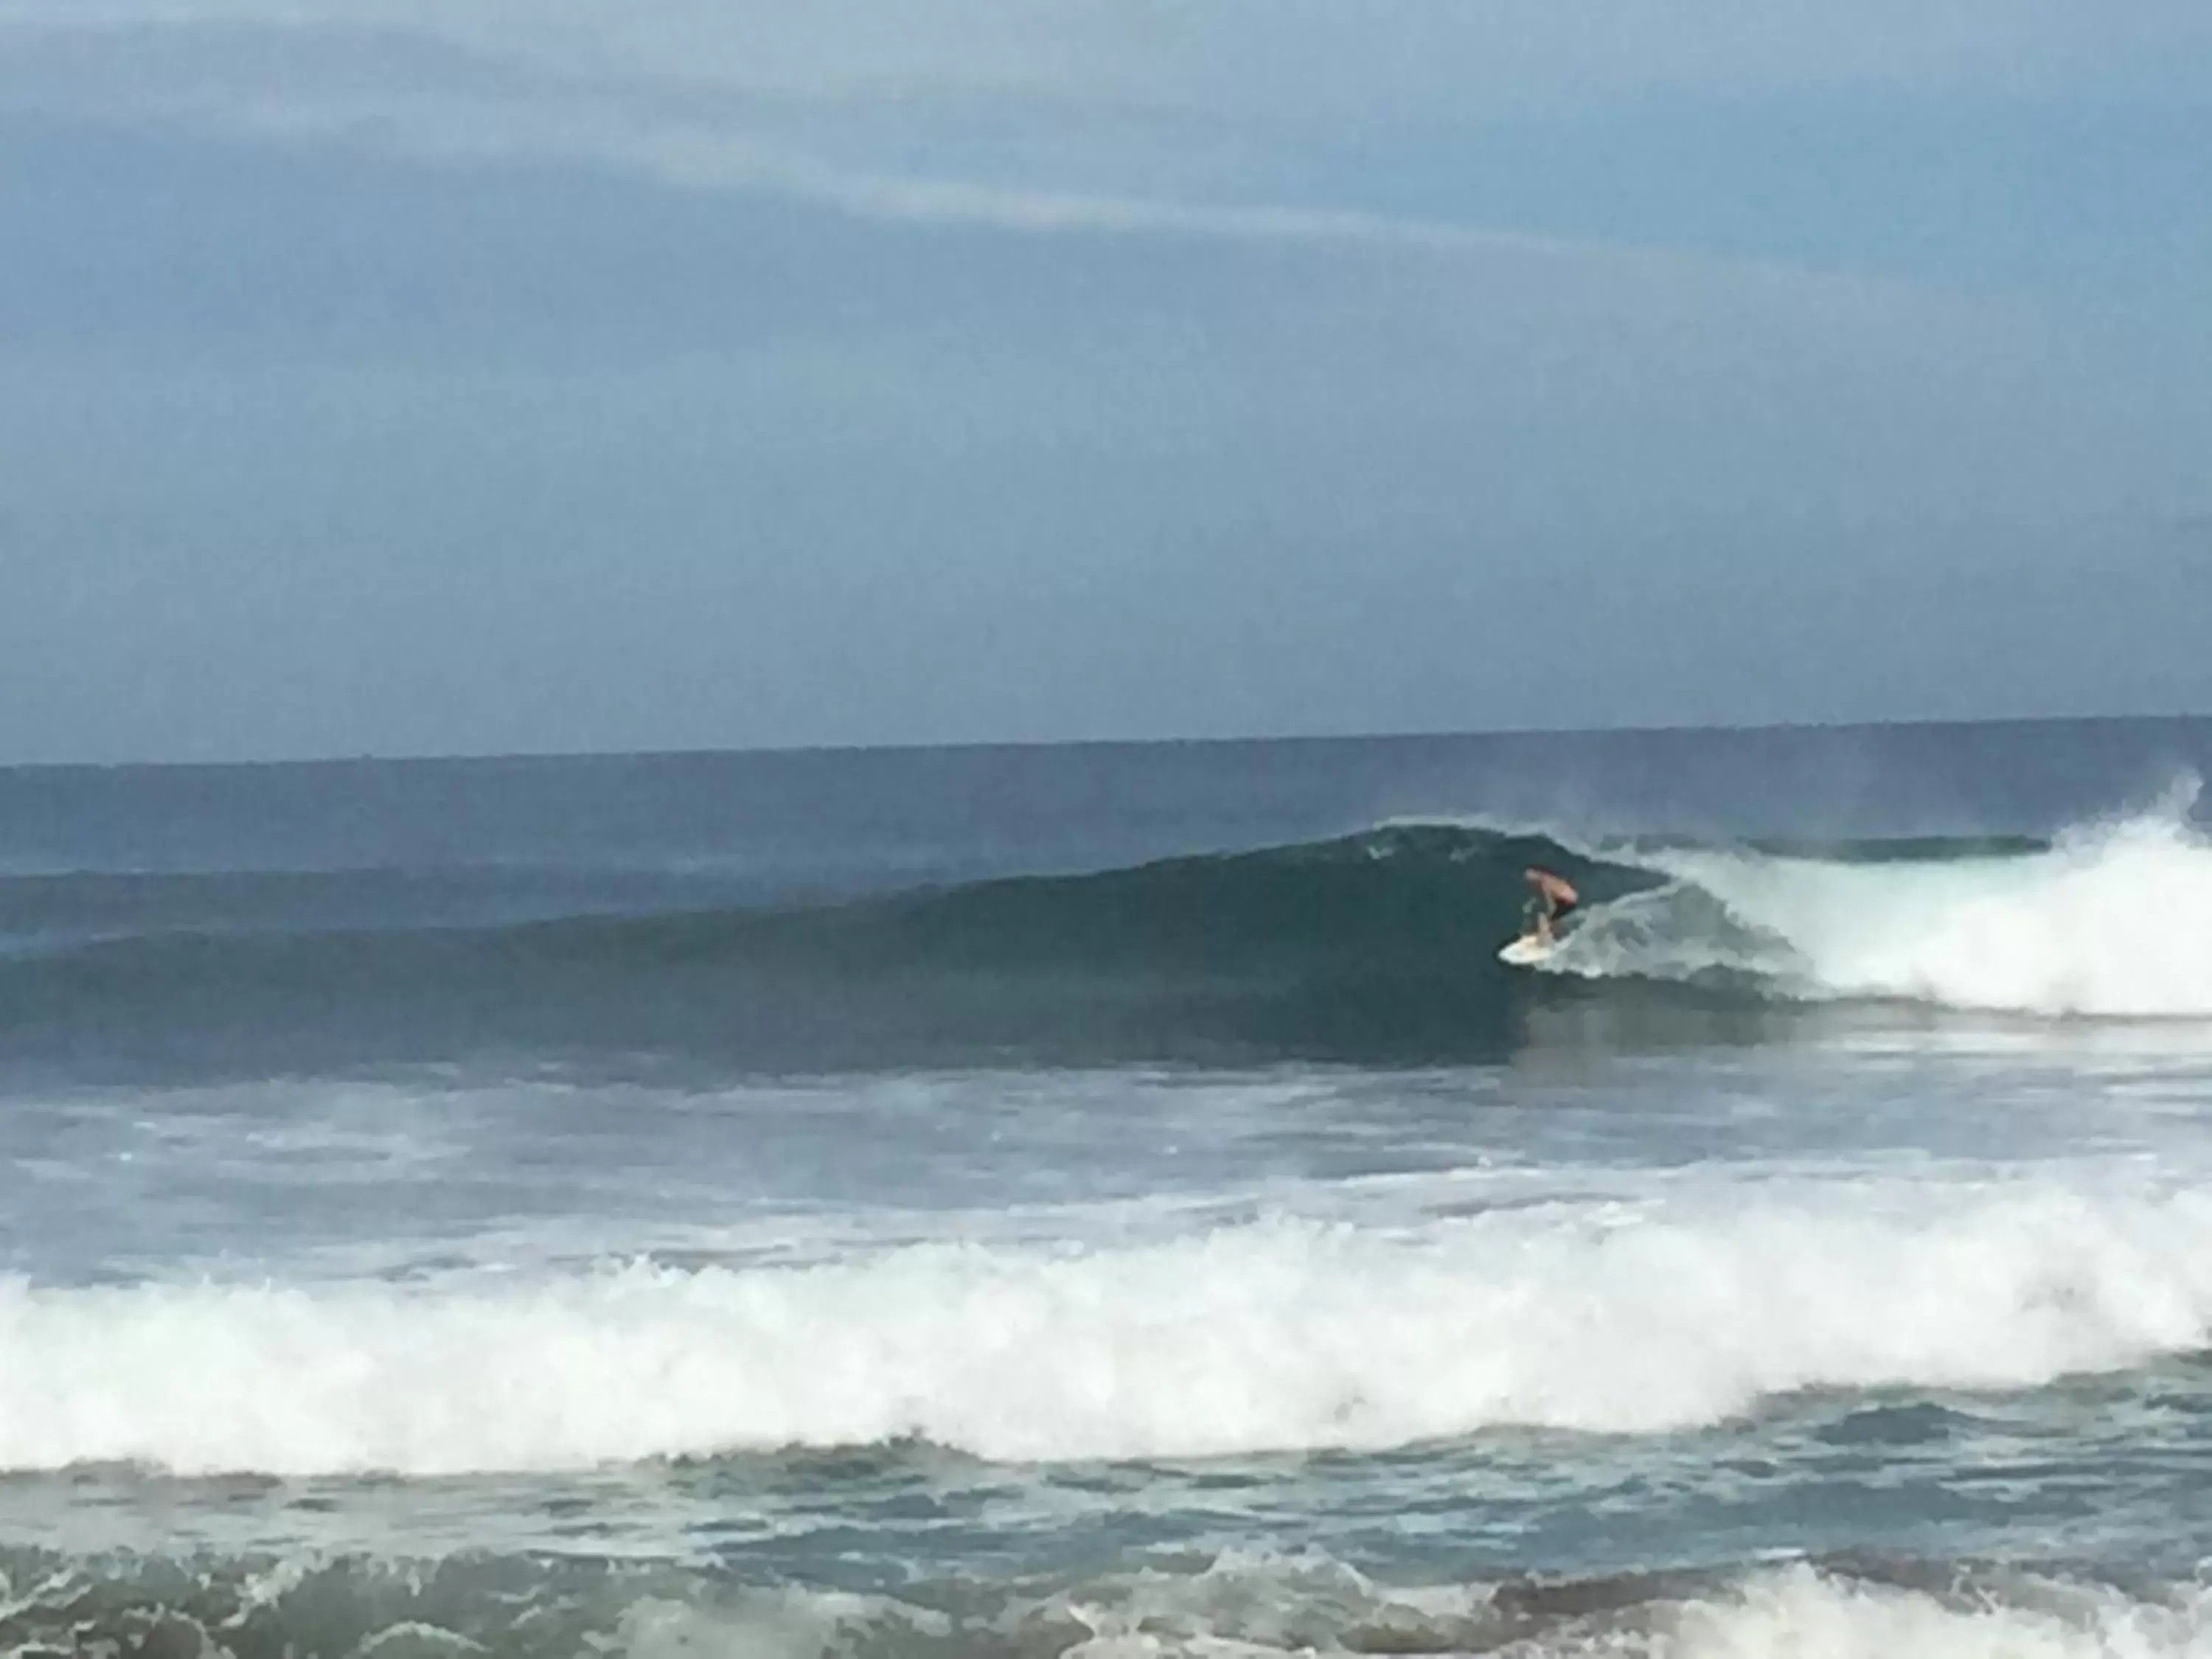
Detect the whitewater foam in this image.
<box><xmin>7</xmin><ymin>1170</ymin><xmax>2212</xmax><ymax>1475</ymax></box>
<box><xmin>1057</xmin><ymin>1558</ymin><xmax>2212</xmax><ymax>1659</ymax></box>
<box><xmin>1630</xmin><ymin>1566</ymin><xmax>2212</xmax><ymax>1659</ymax></box>
<box><xmin>1552</xmin><ymin>801</ymin><xmax>2212</xmax><ymax>1018</ymax></box>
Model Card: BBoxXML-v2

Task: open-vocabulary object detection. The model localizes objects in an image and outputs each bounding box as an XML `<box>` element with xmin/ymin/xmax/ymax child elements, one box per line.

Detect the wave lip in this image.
<box><xmin>7</xmin><ymin>1173</ymin><xmax>2212</xmax><ymax>1476</ymax></box>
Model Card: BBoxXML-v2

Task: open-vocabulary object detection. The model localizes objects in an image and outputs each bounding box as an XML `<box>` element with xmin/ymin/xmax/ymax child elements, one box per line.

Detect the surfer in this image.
<box><xmin>1523</xmin><ymin>867</ymin><xmax>1579</xmax><ymax>944</ymax></box>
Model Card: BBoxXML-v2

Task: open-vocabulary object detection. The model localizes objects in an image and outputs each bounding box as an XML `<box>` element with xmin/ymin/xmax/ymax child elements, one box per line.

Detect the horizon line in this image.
<box><xmin>6</xmin><ymin>709</ymin><xmax>2210</xmax><ymax>776</ymax></box>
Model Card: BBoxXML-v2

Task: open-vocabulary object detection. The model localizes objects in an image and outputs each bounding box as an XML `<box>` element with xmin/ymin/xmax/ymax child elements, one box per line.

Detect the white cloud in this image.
<box><xmin>4</xmin><ymin>1</ymin><xmax>2208</xmax><ymax>278</ymax></box>
<box><xmin>0</xmin><ymin>8</ymin><xmax>2063</xmax><ymax>304</ymax></box>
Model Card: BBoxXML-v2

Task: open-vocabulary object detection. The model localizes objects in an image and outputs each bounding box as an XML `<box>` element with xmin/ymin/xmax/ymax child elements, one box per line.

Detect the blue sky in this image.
<box><xmin>2</xmin><ymin>3</ymin><xmax>2208</xmax><ymax>762</ymax></box>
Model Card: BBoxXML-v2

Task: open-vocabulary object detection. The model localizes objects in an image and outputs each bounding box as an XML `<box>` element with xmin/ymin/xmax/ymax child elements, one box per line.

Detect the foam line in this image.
<box><xmin>7</xmin><ymin>1173</ymin><xmax>2211</xmax><ymax>1475</ymax></box>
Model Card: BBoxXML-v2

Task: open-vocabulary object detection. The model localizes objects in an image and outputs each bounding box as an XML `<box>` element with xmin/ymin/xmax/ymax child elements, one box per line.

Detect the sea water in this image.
<box><xmin>6</xmin><ymin>719</ymin><xmax>2212</xmax><ymax>1657</ymax></box>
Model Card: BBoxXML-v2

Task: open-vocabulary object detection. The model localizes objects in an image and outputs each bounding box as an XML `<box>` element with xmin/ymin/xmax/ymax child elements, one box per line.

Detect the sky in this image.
<box><xmin>1</xmin><ymin>4</ymin><xmax>2209</xmax><ymax>762</ymax></box>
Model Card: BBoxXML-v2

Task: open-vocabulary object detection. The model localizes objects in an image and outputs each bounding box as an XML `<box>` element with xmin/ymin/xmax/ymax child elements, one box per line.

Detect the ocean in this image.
<box><xmin>7</xmin><ymin>717</ymin><xmax>2212</xmax><ymax>1658</ymax></box>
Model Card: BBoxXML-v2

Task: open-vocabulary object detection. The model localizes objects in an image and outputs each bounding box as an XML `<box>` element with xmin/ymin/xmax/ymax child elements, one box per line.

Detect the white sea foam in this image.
<box><xmin>7</xmin><ymin>1172</ymin><xmax>2212</xmax><ymax>1475</ymax></box>
<box><xmin>1048</xmin><ymin>1558</ymin><xmax>2212</xmax><ymax>1659</ymax></box>
<box><xmin>1590</xmin><ymin>1566</ymin><xmax>2212</xmax><ymax>1659</ymax></box>
<box><xmin>1552</xmin><ymin>797</ymin><xmax>2212</xmax><ymax>1018</ymax></box>
<box><xmin>621</xmin><ymin>1554</ymin><xmax>2212</xmax><ymax>1659</ymax></box>
<box><xmin>7</xmin><ymin>1548</ymin><xmax>2204</xmax><ymax>1659</ymax></box>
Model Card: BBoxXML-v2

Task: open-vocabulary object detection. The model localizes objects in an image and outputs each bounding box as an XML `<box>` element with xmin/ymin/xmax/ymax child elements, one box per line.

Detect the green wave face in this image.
<box><xmin>0</xmin><ymin>825</ymin><xmax>2091</xmax><ymax>1079</ymax></box>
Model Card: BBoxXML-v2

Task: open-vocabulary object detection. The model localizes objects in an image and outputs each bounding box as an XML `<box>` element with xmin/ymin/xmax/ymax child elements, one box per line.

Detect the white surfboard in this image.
<box><xmin>1498</xmin><ymin>933</ymin><xmax>1554</xmax><ymax>966</ymax></box>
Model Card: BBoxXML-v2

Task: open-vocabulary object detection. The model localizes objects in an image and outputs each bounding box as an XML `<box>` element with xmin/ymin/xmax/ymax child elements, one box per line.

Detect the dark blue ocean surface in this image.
<box><xmin>7</xmin><ymin>717</ymin><xmax>2208</xmax><ymax>880</ymax></box>
<box><xmin>4</xmin><ymin>719</ymin><xmax>2212</xmax><ymax>1657</ymax></box>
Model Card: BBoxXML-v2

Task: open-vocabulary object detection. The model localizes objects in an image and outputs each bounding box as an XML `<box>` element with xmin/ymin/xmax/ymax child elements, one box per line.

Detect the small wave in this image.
<box><xmin>1603</xmin><ymin>1564</ymin><xmax>2212</xmax><ymax>1659</ymax></box>
<box><xmin>0</xmin><ymin>1545</ymin><xmax>2205</xmax><ymax>1659</ymax></box>
<box><xmin>1057</xmin><ymin>1557</ymin><xmax>2212</xmax><ymax>1659</ymax></box>
<box><xmin>7</xmin><ymin>1172</ymin><xmax>2211</xmax><ymax>1475</ymax></box>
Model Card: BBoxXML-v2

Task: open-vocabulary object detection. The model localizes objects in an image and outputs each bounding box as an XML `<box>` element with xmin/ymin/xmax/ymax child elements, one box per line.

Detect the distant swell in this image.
<box><xmin>3</xmin><ymin>807</ymin><xmax>2209</xmax><ymax>1079</ymax></box>
<box><xmin>7</xmin><ymin>1172</ymin><xmax>2212</xmax><ymax>1475</ymax></box>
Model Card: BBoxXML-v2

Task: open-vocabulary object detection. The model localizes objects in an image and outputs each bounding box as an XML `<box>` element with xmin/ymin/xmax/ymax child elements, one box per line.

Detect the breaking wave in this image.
<box><xmin>7</xmin><ymin>1170</ymin><xmax>2212</xmax><ymax>1476</ymax></box>
<box><xmin>1550</xmin><ymin>791</ymin><xmax>2212</xmax><ymax>1018</ymax></box>
<box><xmin>1</xmin><ymin>798</ymin><xmax>2208</xmax><ymax>1077</ymax></box>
